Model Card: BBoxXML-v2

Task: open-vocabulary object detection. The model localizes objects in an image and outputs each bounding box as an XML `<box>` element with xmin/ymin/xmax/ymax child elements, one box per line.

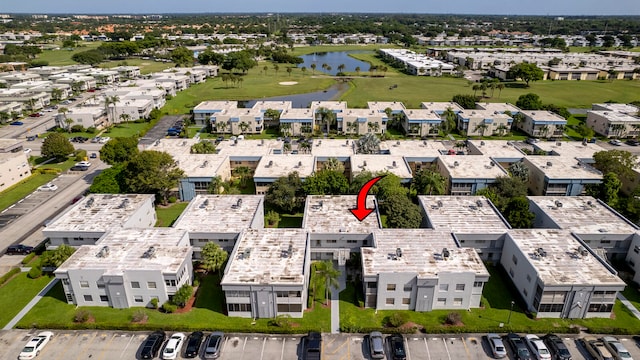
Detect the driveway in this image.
<box><xmin>138</xmin><ymin>115</ymin><xmax>185</xmax><ymax>147</ymax></box>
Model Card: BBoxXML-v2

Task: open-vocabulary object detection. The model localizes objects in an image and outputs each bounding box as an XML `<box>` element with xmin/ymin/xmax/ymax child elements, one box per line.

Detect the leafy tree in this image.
<box><xmin>381</xmin><ymin>194</ymin><xmax>423</xmax><ymax>228</ymax></box>
<box><xmin>315</xmin><ymin>260</ymin><xmax>340</xmax><ymax>305</ymax></box>
<box><xmin>122</xmin><ymin>151</ymin><xmax>185</xmax><ymax>204</ymax></box>
<box><xmin>41</xmin><ymin>133</ymin><xmax>74</xmax><ymax>160</ymax></box>
<box><xmin>356</xmin><ymin>133</ymin><xmax>381</xmax><ymax>154</ymax></box>
<box><xmin>89</xmin><ymin>165</ymin><xmax>124</xmax><ymax>194</ymax></box>
<box><xmin>350</xmin><ymin>171</ymin><xmax>375</xmax><ymax>194</ymax></box>
<box><xmin>412</xmin><ymin>168</ymin><xmax>446</xmax><ymax>195</ymax></box>
<box><xmin>265</xmin><ymin>172</ymin><xmax>304</xmax><ymax>213</ymax></box>
<box><xmin>222</xmin><ymin>50</ymin><xmax>257</xmax><ymax>73</ymax></box>
<box><xmin>197</xmin><ymin>49</ymin><xmax>225</xmax><ymax>65</ymax></box>
<box><xmin>508</xmin><ymin>161</ymin><xmax>529</xmax><ymax>182</ymax></box>
<box><xmin>376</xmin><ymin>173</ymin><xmax>408</xmax><ymax>202</ymax></box>
<box><xmin>592</xmin><ymin>150</ymin><xmax>637</xmax><ymax>182</ymax></box>
<box><xmin>586</xmin><ymin>172</ymin><xmax>621</xmax><ymax>207</ymax></box>
<box><xmin>190</xmin><ymin>140</ymin><xmax>217</xmax><ymax>154</ymax></box>
<box><xmin>302</xmin><ymin>169</ymin><xmax>349</xmax><ymax>195</ymax></box>
<box><xmin>503</xmin><ymin>196</ymin><xmax>535</xmax><ymax>228</ymax></box>
<box><xmin>475</xmin><ymin>187</ymin><xmax>499</xmax><ymax>205</ymax></box>
<box><xmin>441</xmin><ymin>107</ymin><xmax>457</xmax><ymax>134</ymax></box>
<box><xmin>316</xmin><ymin>107</ymin><xmax>336</xmax><ymax>134</ymax></box>
<box><xmin>201</xmin><ymin>242</ymin><xmax>228</xmax><ymax>276</ymax></box>
<box><xmin>207</xmin><ymin>176</ymin><xmax>224</xmax><ymax>194</ymax></box>
<box><xmin>324</xmin><ymin>157</ymin><xmax>345</xmax><ymax>173</ymax></box>
<box><xmin>265</xmin><ymin>210</ymin><xmax>280</xmax><ymax>227</ymax></box>
<box><xmin>171</xmin><ymin>46</ymin><xmax>194</xmax><ymax>67</ymax></box>
<box><xmin>451</xmin><ymin>94</ymin><xmax>477</xmax><ymax>109</ymax></box>
<box><xmin>516</xmin><ymin>93</ymin><xmax>543</xmax><ymax>110</ymax></box>
<box><xmin>172</xmin><ymin>284</ymin><xmax>193</xmax><ymax>307</ymax></box>
<box><xmin>71</xmin><ymin>50</ymin><xmax>104</xmax><ymax>65</ymax></box>
<box><xmin>100</xmin><ymin>137</ymin><xmax>139</xmax><ymax>165</ymax></box>
<box><xmin>41</xmin><ymin>245</ymin><xmax>76</xmax><ymax>268</ymax></box>
<box><xmin>508</xmin><ymin>63</ymin><xmax>544</xmax><ymax>87</ymax></box>
<box><xmin>233</xmin><ymin>166</ymin><xmax>252</xmax><ymax>187</ymax></box>
<box><xmin>485</xmin><ymin>176</ymin><xmax>529</xmax><ymax>211</ymax></box>
<box><xmin>575</xmin><ymin>123</ymin><xmax>595</xmax><ymax>138</ymax></box>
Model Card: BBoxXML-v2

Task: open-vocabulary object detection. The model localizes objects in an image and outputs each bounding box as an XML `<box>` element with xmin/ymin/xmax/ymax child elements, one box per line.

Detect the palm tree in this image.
<box><xmin>310</xmin><ymin>63</ymin><xmax>316</xmax><ymax>75</ymax></box>
<box><xmin>611</xmin><ymin>123</ymin><xmax>626</xmax><ymax>138</ymax></box>
<box><xmin>410</xmin><ymin>124</ymin><xmax>421</xmax><ymax>137</ymax></box>
<box><xmin>441</xmin><ymin>107</ymin><xmax>457</xmax><ymax>135</ymax></box>
<box><xmin>64</xmin><ymin>118</ymin><xmax>74</xmax><ymax>132</ymax></box>
<box><xmin>216</xmin><ymin>121</ymin><xmax>228</xmax><ymax>134</ymax></box>
<box><xmin>58</xmin><ymin>106</ymin><xmax>70</xmax><ymax>131</ymax></box>
<box><xmin>299</xmin><ymin>141</ymin><xmax>311</xmax><ymax>153</ymax></box>
<box><xmin>236</xmin><ymin>77</ymin><xmax>243</xmax><ymax>88</ymax></box>
<box><xmin>316</xmin><ymin>107</ymin><xmax>336</xmax><ymax>134</ymax></box>
<box><xmin>119</xmin><ymin>113</ymin><xmax>131</xmax><ymax>124</ymax></box>
<box><xmin>472</xmin><ymin>84</ymin><xmax>481</xmax><ymax>97</ymax></box>
<box><xmin>540</xmin><ymin>125</ymin><xmax>550</xmax><ymax>138</ymax></box>
<box><xmin>233</xmin><ymin>166</ymin><xmax>252</xmax><ymax>187</ymax></box>
<box><xmin>286</xmin><ymin>67</ymin><xmax>292</xmax><ymax>77</ymax></box>
<box><xmin>511</xmin><ymin>113</ymin><xmax>525</xmax><ymax>131</ymax></box>
<box><xmin>496</xmin><ymin>83</ymin><xmax>505</xmax><ymax>98</ymax></box>
<box><xmin>355</xmin><ymin>66</ymin><xmax>361</xmax><ymax>76</ymax></box>
<box><xmin>413</xmin><ymin>169</ymin><xmax>446</xmax><ymax>195</ymax></box>
<box><xmin>337</xmin><ymin>64</ymin><xmax>345</xmax><ymax>74</ymax></box>
<box><xmin>480</xmin><ymin>82</ymin><xmax>488</xmax><ymax>98</ymax></box>
<box><xmin>263</xmin><ymin>65</ymin><xmax>268</xmax><ymax>75</ymax></box>
<box><xmin>51</xmin><ymin>88</ymin><xmax>63</xmax><ymax>101</ymax></box>
<box><xmin>104</xmin><ymin>95</ymin><xmax>120</xmax><ymax>124</ymax></box>
<box><xmin>315</xmin><ymin>261</ymin><xmax>340</xmax><ymax>306</ymax></box>
<box><xmin>632</xmin><ymin>124</ymin><xmax>640</xmax><ymax>139</ymax></box>
<box><xmin>280</xmin><ymin>122</ymin><xmax>292</xmax><ymax>136</ymax></box>
<box><xmin>238</xmin><ymin>121</ymin><xmax>250</xmax><ymax>134</ymax></box>
<box><xmin>273</xmin><ymin>64</ymin><xmax>279</xmax><ymax>76</ymax></box>
<box><xmin>301</xmin><ymin>66</ymin><xmax>307</xmax><ymax>76</ymax></box>
<box><xmin>0</xmin><ymin>111</ymin><xmax>9</xmax><ymax>125</ymax></box>
<box><xmin>321</xmin><ymin>63</ymin><xmax>328</xmax><ymax>71</ymax></box>
<box><xmin>475</xmin><ymin>123</ymin><xmax>489</xmax><ymax>137</ymax></box>
<box><xmin>496</xmin><ymin>124</ymin><xmax>509</xmax><ymax>136</ymax></box>
<box><xmin>301</xmin><ymin>124</ymin><xmax>312</xmax><ymax>135</ymax></box>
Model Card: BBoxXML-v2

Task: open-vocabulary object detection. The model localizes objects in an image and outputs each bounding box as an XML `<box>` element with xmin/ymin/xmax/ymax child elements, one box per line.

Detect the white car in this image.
<box><xmin>75</xmin><ymin>161</ymin><xmax>91</xmax><ymax>167</ymax></box>
<box><xmin>525</xmin><ymin>334</ymin><xmax>552</xmax><ymax>360</ymax></box>
<box><xmin>162</xmin><ymin>332</ymin><xmax>186</xmax><ymax>360</ymax></box>
<box><xmin>602</xmin><ymin>336</ymin><xmax>633</xmax><ymax>360</ymax></box>
<box><xmin>98</xmin><ymin>137</ymin><xmax>111</xmax><ymax>144</ymax></box>
<box><xmin>609</xmin><ymin>139</ymin><xmax>622</xmax><ymax>146</ymax></box>
<box><xmin>38</xmin><ymin>183</ymin><xmax>58</xmax><ymax>191</ymax></box>
<box><xmin>23</xmin><ymin>148</ymin><xmax>32</xmax><ymax>154</ymax></box>
<box><xmin>19</xmin><ymin>331</ymin><xmax>53</xmax><ymax>359</ymax></box>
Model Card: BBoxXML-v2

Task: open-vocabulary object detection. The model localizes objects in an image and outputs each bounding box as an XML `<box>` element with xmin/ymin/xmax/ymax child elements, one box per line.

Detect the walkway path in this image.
<box><xmin>3</xmin><ymin>278</ymin><xmax>58</xmax><ymax>330</ymax></box>
<box><xmin>617</xmin><ymin>292</ymin><xmax>640</xmax><ymax>320</ymax></box>
<box><xmin>330</xmin><ymin>265</ymin><xmax>347</xmax><ymax>334</ymax></box>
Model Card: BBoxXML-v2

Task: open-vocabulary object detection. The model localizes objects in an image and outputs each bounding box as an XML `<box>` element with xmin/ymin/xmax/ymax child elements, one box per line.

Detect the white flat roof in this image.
<box><xmin>56</xmin><ymin>228</ymin><xmax>190</xmax><ymax>274</ymax></box>
<box><xmin>420</xmin><ymin>101</ymin><xmax>464</xmax><ymax>113</ymax></box>
<box><xmin>533</xmin><ymin>142</ymin><xmax>607</xmax><ymax>160</ymax></box>
<box><xmin>439</xmin><ymin>156</ymin><xmax>508</xmax><ymax>179</ymax></box>
<box><xmin>467</xmin><ymin>140</ymin><xmax>525</xmax><ymax>158</ymax></box>
<box><xmin>420</xmin><ymin>196</ymin><xmax>510</xmax><ymax>233</ymax></box>
<box><xmin>507</xmin><ymin>229</ymin><xmax>624</xmax><ymax>286</ymax></box>
<box><xmin>475</xmin><ymin>102</ymin><xmax>521</xmax><ymax>113</ymax></box>
<box><xmin>458</xmin><ymin>109</ymin><xmax>513</xmax><ymax>120</ymax></box>
<box><xmin>44</xmin><ymin>194</ymin><xmax>154</xmax><ymax>233</ymax></box>
<box><xmin>279</xmin><ymin>108</ymin><xmax>313</xmax><ymax>121</ymax></box>
<box><xmin>309</xmin><ymin>101</ymin><xmax>347</xmax><ymax>111</ymax></box>
<box><xmin>221</xmin><ymin>228</ymin><xmax>308</xmax><ymax>285</ymax></box>
<box><xmin>520</xmin><ymin>110</ymin><xmax>566</xmax><ymax>122</ymax></box>
<box><xmin>216</xmin><ymin>139</ymin><xmax>282</xmax><ymax>157</ymax></box>
<box><xmin>383</xmin><ymin>140</ymin><xmax>447</xmax><ymax>158</ymax></box>
<box><xmin>251</xmin><ymin>100</ymin><xmax>292</xmax><ymax>111</ymax></box>
<box><xmin>528</xmin><ymin>196</ymin><xmax>638</xmax><ymax>235</ymax></box>
<box><xmin>173</xmin><ymin>195</ymin><xmax>263</xmax><ymax>234</ymax></box>
<box><xmin>174</xmin><ymin>154</ymin><xmax>228</xmax><ymax>178</ymax></box>
<box><xmin>193</xmin><ymin>100</ymin><xmax>238</xmax><ymax>112</ymax></box>
<box><xmin>254</xmin><ymin>154</ymin><xmax>315</xmax><ymax>179</ymax></box>
<box><xmin>588</xmin><ymin>110</ymin><xmax>640</xmax><ymax>123</ymax></box>
<box><xmin>362</xmin><ymin>229</ymin><xmax>489</xmax><ymax>278</ymax></box>
<box><xmin>139</xmin><ymin>138</ymin><xmax>200</xmax><ymax>157</ymax></box>
<box><xmin>403</xmin><ymin>109</ymin><xmax>441</xmax><ymax>121</ymax></box>
<box><xmin>214</xmin><ymin>107</ymin><xmax>262</xmax><ymax>117</ymax></box>
<box><xmin>367</xmin><ymin>101</ymin><xmax>406</xmax><ymax>112</ymax></box>
<box><xmin>350</xmin><ymin>155</ymin><xmax>412</xmax><ymax>180</ymax></box>
<box><xmin>311</xmin><ymin>139</ymin><xmax>356</xmax><ymax>157</ymax></box>
<box><xmin>303</xmin><ymin>195</ymin><xmax>380</xmax><ymax>234</ymax></box>
<box><xmin>68</xmin><ymin>106</ymin><xmax>104</xmax><ymax>116</ymax></box>
<box><xmin>524</xmin><ymin>156</ymin><xmax>602</xmax><ymax>180</ymax></box>
<box><xmin>592</xmin><ymin>103</ymin><xmax>640</xmax><ymax>114</ymax></box>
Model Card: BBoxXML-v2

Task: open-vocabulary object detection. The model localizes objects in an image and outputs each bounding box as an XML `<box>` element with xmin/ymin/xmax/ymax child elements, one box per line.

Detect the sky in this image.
<box><xmin>2</xmin><ymin>0</ymin><xmax>639</xmax><ymax>16</ymax></box>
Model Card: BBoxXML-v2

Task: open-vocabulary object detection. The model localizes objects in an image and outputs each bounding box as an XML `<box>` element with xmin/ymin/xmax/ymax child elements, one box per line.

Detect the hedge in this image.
<box><xmin>0</xmin><ymin>268</ymin><xmax>20</xmax><ymax>286</ymax></box>
<box><xmin>21</xmin><ymin>253</ymin><xmax>36</xmax><ymax>265</ymax></box>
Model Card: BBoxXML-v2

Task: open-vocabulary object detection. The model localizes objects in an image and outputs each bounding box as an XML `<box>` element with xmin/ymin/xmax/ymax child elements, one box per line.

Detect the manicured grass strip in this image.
<box><xmin>0</xmin><ymin>273</ymin><xmax>53</xmax><ymax>328</ymax></box>
<box><xmin>155</xmin><ymin>202</ymin><xmax>189</xmax><ymax>227</ymax></box>
<box><xmin>0</xmin><ymin>173</ymin><xmax>57</xmax><ymax>212</ymax></box>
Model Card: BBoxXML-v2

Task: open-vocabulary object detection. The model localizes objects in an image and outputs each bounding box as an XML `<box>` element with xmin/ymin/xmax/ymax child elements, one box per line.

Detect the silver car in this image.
<box><xmin>203</xmin><ymin>332</ymin><xmax>223</xmax><ymax>359</ymax></box>
<box><xmin>369</xmin><ymin>331</ymin><xmax>385</xmax><ymax>359</ymax></box>
<box><xmin>488</xmin><ymin>333</ymin><xmax>507</xmax><ymax>359</ymax></box>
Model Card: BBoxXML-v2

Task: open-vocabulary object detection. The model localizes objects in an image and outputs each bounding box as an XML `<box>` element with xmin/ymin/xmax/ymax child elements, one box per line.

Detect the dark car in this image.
<box><xmin>388</xmin><ymin>334</ymin><xmax>407</xmax><ymax>360</ymax></box>
<box><xmin>26</xmin><ymin>135</ymin><xmax>37</xmax><ymax>141</ymax></box>
<box><xmin>304</xmin><ymin>332</ymin><xmax>322</xmax><ymax>360</ymax></box>
<box><xmin>626</xmin><ymin>139</ymin><xmax>640</xmax><ymax>146</ymax></box>
<box><xmin>203</xmin><ymin>331</ymin><xmax>223</xmax><ymax>359</ymax></box>
<box><xmin>70</xmin><ymin>165</ymin><xmax>89</xmax><ymax>171</ymax></box>
<box><xmin>5</xmin><ymin>244</ymin><xmax>34</xmax><ymax>255</ymax></box>
<box><xmin>543</xmin><ymin>334</ymin><xmax>572</xmax><ymax>360</ymax></box>
<box><xmin>507</xmin><ymin>333</ymin><xmax>532</xmax><ymax>360</ymax></box>
<box><xmin>183</xmin><ymin>331</ymin><xmax>204</xmax><ymax>358</ymax></box>
<box><xmin>90</xmin><ymin>153</ymin><xmax>98</xmax><ymax>159</ymax></box>
<box><xmin>10</xmin><ymin>121</ymin><xmax>23</xmax><ymax>126</ymax></box>
<box><xmin>140</xmin><ymin>331</ymin><xmax>166</xmax><ymax>359</ymax></box>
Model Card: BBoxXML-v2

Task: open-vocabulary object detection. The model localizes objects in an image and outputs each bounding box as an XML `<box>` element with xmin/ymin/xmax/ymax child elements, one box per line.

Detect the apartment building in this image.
<box><xmin>350</xmin><ymin>155</ymin><xmax>412</xmax><ymax>183</ymax></box>
<box><xmin>456</xmin><ymin>109</ymin><xmax>513</xmax><ymax>137</ymax></box>
<box><xmin>192</xmin><ymin>101</ymin><xmax>238</xmax><ymax>126</ymax></box>
<box><xmin>0</xmin><ymin>148</ymin><xmax>31</xmax><ymax>192</ymax></box>
<box><xmin>253</xmin><ymin>154</ymin><xmax>315</xmax><ymax>195</ymax></box>
<box><xmin>211</xmin><ymin>107</ymin><xmax>264</xmax><ymax>135</ymax></box>
<box><xmin>56</xmin><ymin>106</ymin><xmax>106</xmax><ymax>129</ymax></box>
<box><xmin>402</xmin><ymin>109</ymin><xmax>442</xmax><ymax>137</ymax></box>
<box><xmin>436</xmin><ymin>155</ymin><xmax>508</xmax><ymax>195</ymax></box>
<box><xmin>175</xmin><ymin>154</ymin><xmax>231</xmax><ymax>201</ymax></box>
<box><xmin>586</xmin><ymin>110</ymin><xmax>640</xmax><ymax>138</ymax></box>
<box><xmin>522</xmin><ymin>156</ymin><xmax>602</xmax><ymax>196</ymax></box>
<box><xmin>341</xmin><ymin>108</ymin><xmax>386</xmax><ymax>135</ymax></box>
<box><xmin>517</xmin><ymin>110</ymin><xmax>567</xmax><ymax>139</ymax></box>
<box><xmin>278</xmin><ymin>108</ymin><xmax>314</xmax><ymax>136</ymax></box>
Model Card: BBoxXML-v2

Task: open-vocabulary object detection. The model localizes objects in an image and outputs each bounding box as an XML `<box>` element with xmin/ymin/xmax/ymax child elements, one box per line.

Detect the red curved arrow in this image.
<box><xmin>349</xmin><ymin>176</ymin><xmax>385</xmax><ymax>221</ymax></box>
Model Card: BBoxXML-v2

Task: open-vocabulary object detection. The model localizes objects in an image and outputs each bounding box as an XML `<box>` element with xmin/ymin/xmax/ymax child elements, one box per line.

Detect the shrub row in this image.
<box><xmin>21</xmin><ymin>253</ymin><xmax>36</xmax><ymax>265</ymax></box>
<box><xmin>0</xmin><ymin>267</ymin><xmax>20</xmax><ymax>286</ymax></box>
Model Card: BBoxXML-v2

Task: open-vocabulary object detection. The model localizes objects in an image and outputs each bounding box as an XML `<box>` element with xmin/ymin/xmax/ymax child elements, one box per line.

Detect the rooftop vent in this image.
<box><xmin>200</xmin><ymin>199</ymin><xmax>209</xmax><ymax>208</ymax></box>
<box><xmin>85</xmin><ymin>197</ymin><xmax>95</xmax><ymax>208</ymax></box>
<box><xmin>555</xmin><ymin>200</ymin><xmax>563</xmax><ymax>208</ymax></box>
<box><xmin>117</xmin><ymin>198</ymin><xmax>130</xmax><ymax>209</ymax></box>
<box><xmin>556</xmin><ymin>142</ymin><xmax>561</xmax><ymax>146</ymax></box>
<box><xmin>480</xmin><ymin>141</ymin><xmax>485</xmax><ymax>146</ymax></box>
<box><xmin>442</xmin><ymin>247</ymin><xmax>450</xmax><ymax>260</ymax></box>
<box><xmin>453</xmin><ymin>161</ymin><xmax>459</xmax><ymax>167</ymax></box>
<box><xmin>96</xmin><ymin>245</ymin><xmax>109</xmax><ymax>258</ymax></box>
<box><xmin>143</xmin><ymin>246</ymin><xmax>156</xmax><ymax>259</ymax></box>
<box><xmin>363</xmin><ymin>161</ymin><xmax>367</xmax><ymax>167</ymax></box>
<box><xmin>437</xmin><ymin>200</ymin><xmax>443</xmax><ymax>208</ymax></box>
<box><xmin>396</xmin><ymin>141</ymin><xmax>401</xmax><ymax>146</ymax></box>
<box><xmin>298</xmin><ymin>161</ymin><xmax>303</xmax><ymax>167</ymax></box>
<box><xmin>423</xmin><ymin>140</ymin><xmax>427</xmax><ymax>146</ymax></box>
<box><xmin>200</xmin><ymin>160</ymin><xmax>209</xmax><ymax>168</ymax></box>
<box><xmin>476</xmin><ymin>200</ymin><xmax>483</xmax><ymax>207</ymax></box>
<box><xmin>238</xmin><ymin>248</ymin><xmax>251</xmax><ymax>260</ymax></box>
<box><xmin>267</xmin><ymin>160</ymin><xmax>273</xmax><ymax>167</ymax></box>
<box><xmin>396</xmin><ymin>247</ymin><xmax>403</xmax><ymax>258</ymax></box>
<box><xmin>537</xmin><ymin>247</ymin><xmax>547</xmax><ymax>257</ymax></box>
<box><xmin>578</xmin><ymin>246</ymin><xmax>588</xmax><ymax>257</ymax></box>
<box><xmin>547</xmin><ymin>161</ymin><xmax>553</xmax><ymax>167</ymax></box>
<box><xmin>392</xmin><ymin>161</ymin><xmax>397</xmax><ymax>167</ymax></box>
<box><xmin>231</xmin><ymin>198</ymin><xmax>243</xmax><ymax>209</ymax></box>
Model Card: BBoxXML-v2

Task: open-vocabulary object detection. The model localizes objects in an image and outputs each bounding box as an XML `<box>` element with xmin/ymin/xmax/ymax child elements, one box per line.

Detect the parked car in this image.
<box><xmin>75</xmin><ymin>161</ymin><xmax>91</xmax><ymax>167</ymax></box>
<box><xmin>183</xmin><ymin>331</ymin><xmax>204</xmax><ymax>358</ymax></box>
<box><xmin>543</xmin><ymin>334</ymin><xmax>572</xmax><ymax>360</ymax></box>
<box><xmin>18</xmin><ymin>331</ymin><xmax>53</xmax><ymax>360</ymax></box>
<box><xmin>38</xmin><ymin>183</ymin><xmax>58</xmax><ymax>191</ymax></box>
<box><xmin>203</xmin><ymin>331</ymin><xmax>223</xmax><ymax>359</ymax></box>
<box><xmin>581</xmin><ymin>336</ymin><xmax>614</xmax><ymax>360</ymax></box>
<box><xmin>369</xmin><ymin>331</ymin><xmax>385</xmax><ymax>359</ymax></box>
<box><xmin>601</xmin><ymin>336</ymin><xmax>633</xmax><ymax>360</ymax></box>
<box><xmin>90</xmin><ymin>152</ymin><xmax>98</xmax><ymax>159</ymax></box>
<box><xmin>388</xmin><ymin>334</ymin><xmax>407</xmax><ymax>360</ymax></box>
<box><xmin>140</xmin><ymin>331</ymin><xmax>166</xmax><ymax>359</ymax></box>
<box><xmin>507</xmin><ymin>333</ymin><xmax>533</xmax><ymax>360</ymax></box>
<box><xmin>626</xmin><ymin>139</ymin><xmax>640</xmax><ymax>146</ymax></box>
<box><xmin>487</xmin><ymin>333</ymin><xmax>507</xmax><ymax>359</ymax></box>
<box><xmin>24</xmin><ymin>148</ymin><xmax>32</xmax><ymax>154</ymax></box>
<box><xmin>526</xmin><ymin>138</ymin><xmax>540</xmax><ymax>144</ymax></box>
<box><xmin>525</xmin><ymin>334</ymin><xmax>551</xmax><ymax>360</ymax></box>
<box><xmin>98</xmin><ymin>137</ymin><xmax>111</xmax><ymax>144</ymax></box>
<box><xmin>161</xmin><ymin>332</ymin><xmax>185</xmax><ymax>360</ymax></box>
<box><xmin>609</xmin><ymin>139</ymin><xmax>622</xmax><ymax>146</ymax></box>
<box><xmin>10</xmin><ymin>121</ymin><xmax>24</xmax><ymax>125</ymax></box>
<box><xmin>5</xmin><ymin>244</ymin><xmax>34</xmax><ymax>255</ymax></box>
<box><xmin>27</xmin><ymin>135</ymin><xmax>37</xmax><ymax>141</ymax></box>
<box><xmin>304</xmin><ymin>332</ymin><xmax>322</xmax><ymax>360</ymax></box>
<box><xmin>90</xmin><ymin>137</ymin><xmax>101</xmax><ymax>143</ymax></box>
<box><xmin>70</xmin><ymin>165</ymin><xmax>89</xmax><ymax>171</ymax></box>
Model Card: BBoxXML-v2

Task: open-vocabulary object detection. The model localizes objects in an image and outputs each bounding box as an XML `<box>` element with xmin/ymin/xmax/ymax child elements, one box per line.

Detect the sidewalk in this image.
<box><xmin>3</xmin><ymin>278</ymin><xmax>58</xmax><ymax>330</ymax></box>
<box><xmin>617</xmin><ymin>292</ymin><xmax>640</xmax><ymax>320</ymax></box>
<box><xmin>330</xmin><ymin>265</ymin><xmax>347</xmax><ymax>334</ymax></box>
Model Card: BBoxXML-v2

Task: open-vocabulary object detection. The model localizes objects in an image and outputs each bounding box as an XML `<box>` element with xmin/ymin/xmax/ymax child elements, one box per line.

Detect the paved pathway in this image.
<box><xmin>3</xmin><ymin>278</ymin><xmax>58</xmax><ymax>330</ymax></box>
<box><xmin>330</xmin><ymin>265</ymin><xmax>347</xmax><ymax>334</ymax></box>
<box><xmin>617</xmin><ymin>292</ymin><xmax>640</xmax><ymax>320</ymax></box>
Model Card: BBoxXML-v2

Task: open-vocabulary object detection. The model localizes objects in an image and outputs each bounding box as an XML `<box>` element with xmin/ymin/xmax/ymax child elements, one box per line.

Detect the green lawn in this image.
<box><xmin>36</xmin><ymin>42</ymin><xmax>102</xmax><ymax>66</ymax></box>
<box><xmin>0</xmin><ymin>173</ymin><xmax>58</xmax><ymax>212</ymax></box>
<box><xmin>102</xmin><ymin>122</ymin><xmax>154</xmax><ymax>138</ymax></box>
<box><xmin>155</xmin><ymin>202</ymin><xmax>189</xmax><ymax>227</ymax></box>
<box><xmin>99</xmin><ymin>58</ymin><xmax>176</xmax><ymax>75</ymax></box>
<box><xmin>16</xmin><ymin>274</ymin><xmax>330</xmax><ymax>333</ymax></box>
<box><xmin>34</xmin><ymin>157</ymin><xmax>75</xmax><ymax>171</ymax></box>
<box><xmin>0</xmin><ymin>273</ymin><xmax>53</xmax><ymax>328</ymax></box>
<box><xmin>290</xmin><ymin>44</ymin><xmax>398</xmax><ymax>56</ymax></box>
<box><xmin>622</xmin><ymin>285</ymin><xmax>640</xmax><ymax>311</ymax></box>
<box><xmin>279</xmin><ymin>214</ymin><xmax>303</xmax><ymax>228</ymax></box>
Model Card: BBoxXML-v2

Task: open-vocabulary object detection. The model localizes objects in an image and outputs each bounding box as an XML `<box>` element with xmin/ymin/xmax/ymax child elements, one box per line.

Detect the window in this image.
<box><xmin>453</xmin><ymin>298</ymin><xmax>463</xmax><ymax>306</ymax></box>
<box><xmin>228</xmin><ymin>290</ymin><xmax>251</xmax><ymax>298</ymax></box>
<box><xmin>634</xmin><ymin>246</ymin><xmax>640</xmax><ymax>254</ymax></box>
<box><xmin>61</xmin><ymin>278</ymin><xmax>69</xmax><ymax>285</ymax></box>
<box><xmin>165</xmin><ymin>279</ymin><xmax>177</xmax><ymax>287</ymax></box>
<box><xmin>509</xmin><ymin>268</ymin><xmax>515</xmax><ymax>278</ymax></box>
<box><xmin>100</xmin><ymin>295</ymin><xmax>108</xmax><ymax>302</ymax></box>
<box><xmin>80</xmin><ymin>281</ymin><xmax>89</xmax><ymax>288</ymax></box>
<box><xmin>386</xmin><ymin>298</ymin><xmax>395</xmax><ymax>305</ymax></box>
<box><xmin>147</xmin><ymin>282</ymin><xmax>156</xmax><ymax>289</ymax></box>
<box><xmin>526</xmin><ymin>274</ymin><xmax>532</xmax><ymax>283</ymax></box>
<box><xmin>327</xmin><ymin>240</ymin><xmax>337</xmax><ymax>243</ymax></box>
<box><xmin>131</xmin><ymin>281</ymin><xmax>140</xmax><ymax>289</ymax></box>
<box><xmin>403</xmin><ymin>284</ymin><xmax>412</xmax><ymax>292</ymax></box>
<box><xmin>134</xmin><ymin>295</ymin><xmax>143</xmax><ymax>303</ymax></box>
<box><xmin>83</xmin><ymin>295</ymin><xmax>93</xmax><ymax>302</ymax></box>
<box><xmin>402</xmin><ymin>298</ymin><xmax>410</xmax><ymax>305</ymax></box>
<box><xmin>276</xmin><ymin>291</ymin><xmax>301</xmax><ymax>298</ymax></box>
<box><xmin>277</xmin><ymin>303</ymin><xmax>302</xmax><ymax>312</ymax></box>
<box><xmin>512</xmin><ymin>255</ymin><xmax>518</xmax><ymax>265</ymax></box>
<box><xmin>367</xmin><ymin>282</ymin><xmax>377</xmax><ymax>289</ymax></box>
<box><xmin>97</xmin><ymin>283</ymin><xmax>105</xmax><ymax>289</ymax></box>
<box><xmin>524</xmin><ymin>289</ymin><xmax>528</xmax><ymax>297</ymax></box>
<box><xmin>227</xmin><ymin>303</ymin><xmax>252</xmax><ymax>312</ymax></box>
<box><xmin>630</xmin><ymin>260</ymin><xmax>636</xmax><ymax>268</ymax></box>
<box><xmin>538</xmin><ymin>304</ymin><xmax>564</xmax><ymax>313</ymax></box>
<box><xmin>588</xmin><ymin>303</ymin><xmax>614</xmax><ymax>312</ymax></box>
<box><xmin>437</xmin><ymin>298</ymin><xmax>446</xmax><ymax>306</ymax></box>
<box><xmin>387</xmin><ymin>284</ymin><xmax>396</xmax><ymax>291</ymax></box>
<box><xmin>473</xmin><ymin>281</ymin><xmax>483</xmax><ymax>288</ymax></box>
<box><xmin>439</xmin><ymin>284</ymin><xmax>449</xmax><ymax>291</ymax></box>
<box><xmin>455</xmin><ymin>284</ymin><xmax>465</xmax><ymax>291</ymax></box>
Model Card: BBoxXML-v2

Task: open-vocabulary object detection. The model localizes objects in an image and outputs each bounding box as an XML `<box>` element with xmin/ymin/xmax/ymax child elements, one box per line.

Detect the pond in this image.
<box><xmin>297</xmin><ymin>51</ymin><xmax>373</xmax><ymax>76</ymax></box>
<box><xmin>242</xmin><ymin>82</ymin><xmax>349</xmax><ymax>108</ymax></box>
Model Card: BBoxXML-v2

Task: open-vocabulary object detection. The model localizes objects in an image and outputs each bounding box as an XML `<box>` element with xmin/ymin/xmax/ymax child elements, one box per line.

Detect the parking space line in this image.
<box><xmin>75</xmin><ymin>332</ymin><xmax>97</xmax><ymax>360</ymax></box>
<box><xmin>462</xmin><ymin>337</ymin><xmax>471</xmax><ymax>359</ymax></box>
<box><xmin>329</xmin><ymin>337</ymin><xmax>349</xmax><ymax>355</ymax></box>
<box><xmin>280</xmin><ymin>337</ymin><xmax>286</xmax><ymax>360</ymax></box>
<box><xmin>53</xmin><ymin>333</ymin><xmax>77</xmax><ymax>360</ymax></box>
<box><xmin>442</xmin><ymin>338</ymin><xmax>452</xmax><ymax>360</ymax></box>
<box><xmin>241</xmin><ymin>336</ymin><xmax>247</xmax><ymax>360</ymax></box>
<box><xmin>119</xmin><ymin>333</ymin><xmax>135</xmax><ymax>359</ymax></box>
<box><xmin>405</xmin><ymin>337</ymin><xmax>412</xmax><ymax>360</ymax></box>
<box><xmin>259</xmin><ymin>337</ymin><xmax>266</xmax><ymax>360</ymax></box>
<box><xmin>94</xmin><ymin>333</ymin><xmax>116</xmax><ymax>360</ymax></box>
<box><xmin>424</xmin><ymin>338</ymin><xmax>431</xmax><ymax>360</ymax></box>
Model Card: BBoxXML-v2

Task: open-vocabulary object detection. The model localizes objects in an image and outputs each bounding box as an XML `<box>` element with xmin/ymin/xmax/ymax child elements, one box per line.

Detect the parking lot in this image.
<box><xmin>3</xmin><ymin>330</ymin><xmax>640</xmax><ymax>360</ymax></box>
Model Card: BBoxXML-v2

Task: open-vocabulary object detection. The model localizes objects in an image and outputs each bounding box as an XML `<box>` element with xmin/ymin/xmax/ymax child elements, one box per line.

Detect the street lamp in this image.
<box><xmin>507</xmin><ymin>300</ymin><xmax>515</xmax><ymax>324</ymax></box>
